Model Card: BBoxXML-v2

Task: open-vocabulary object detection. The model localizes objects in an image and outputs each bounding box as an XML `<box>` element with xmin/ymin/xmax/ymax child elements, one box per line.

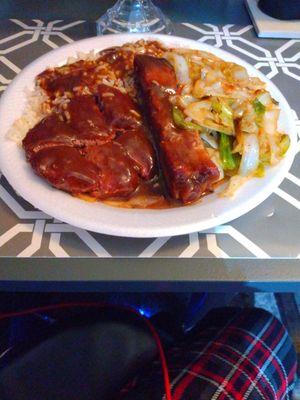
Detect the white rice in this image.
<box><xmin>7</xmin><ymin>86</ymin><xmax>49</xmax><ymax>145</ymax></box>
<box><xmin>66</xmin><ymin>49</ymin><xmax>99</xmax><ymax>64</ymax></box>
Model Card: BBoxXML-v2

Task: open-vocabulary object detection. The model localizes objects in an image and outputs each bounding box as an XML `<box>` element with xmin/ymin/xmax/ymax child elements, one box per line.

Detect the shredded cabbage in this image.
<box><xmin>168</xmin><ymin>47</ymin><xmax>289</xmax><ymax>196</ymax></box>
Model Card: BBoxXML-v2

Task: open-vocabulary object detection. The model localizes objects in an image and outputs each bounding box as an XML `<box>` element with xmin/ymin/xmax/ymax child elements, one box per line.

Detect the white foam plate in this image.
<box><xmin>0</xmin><ymin>34</ymin><xmax>296</xmax><ymax>237</ymax></box>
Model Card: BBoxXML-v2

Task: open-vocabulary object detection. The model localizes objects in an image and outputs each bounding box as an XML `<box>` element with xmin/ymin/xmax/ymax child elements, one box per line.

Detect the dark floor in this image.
<box><xmin>0</xmin><ymin>291</ymin><xmax>298</xmax><ymax>396</ymax></box>
<box><xmin>0</xmin><ymin>292</ymin><xmax>299</xmax><ymax>368</ymax></box>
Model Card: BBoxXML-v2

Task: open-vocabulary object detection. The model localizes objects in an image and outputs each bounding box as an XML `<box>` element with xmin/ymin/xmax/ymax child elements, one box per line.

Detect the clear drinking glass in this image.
<box><xmin>96</xmin><ymin>0</ymin><xmax>173</xmax><ymax>35</ymax></box>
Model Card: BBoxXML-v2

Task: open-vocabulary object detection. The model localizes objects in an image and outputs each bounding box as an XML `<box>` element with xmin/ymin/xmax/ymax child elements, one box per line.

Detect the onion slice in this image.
<box><xmin>239</xmin><ymin>133</ymin><xmax>259</xmax><ymax>176</ymax></box>
<box><xmin>171</xmin><ymin>54</ymin><xmax>191</xmax><ymax>85</ymax></box>
<box><xmin>200</xmin><ymin>131</ymin><xmax>219</xmax><ymax>149</ymax></box>
<box><xmin>262</xmin><ymin>109</ymin><xmax>280</xmax><ymax>135</ymax></box>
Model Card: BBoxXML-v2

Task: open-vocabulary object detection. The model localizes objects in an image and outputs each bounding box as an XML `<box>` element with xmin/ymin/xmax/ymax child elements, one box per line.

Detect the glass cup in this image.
<box><xmin>96</xmin><ymin>0</ymin><xmax>173</xmax><ymax>35</ymax></box>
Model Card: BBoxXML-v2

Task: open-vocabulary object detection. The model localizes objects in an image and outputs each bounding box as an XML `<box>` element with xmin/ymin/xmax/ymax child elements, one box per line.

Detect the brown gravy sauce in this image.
<box><xmin>77</xmin><ymin>176</ymin><xmax>178</xmax><ymax>209</ymax></box>
<box><xmin>76</xmin><ymin>176</ymin><xmax>226</xmax><ymax>209</ymax></box>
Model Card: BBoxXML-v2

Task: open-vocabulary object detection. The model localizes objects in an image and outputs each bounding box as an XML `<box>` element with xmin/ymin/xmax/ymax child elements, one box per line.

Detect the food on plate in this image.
<box><xmin>134</xmin><ymin>54</ymin><xmax>219</xmax><ymax>204</ymax></box>
<box><xmin>9</xmin><ymin>40</ymin><xmax>289</xmax><ymax>208</ymax></box>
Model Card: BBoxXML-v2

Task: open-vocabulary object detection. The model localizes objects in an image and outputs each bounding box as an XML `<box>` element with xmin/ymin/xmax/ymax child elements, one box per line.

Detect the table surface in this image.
<box><xmin>0</xmin><ymin>18</ymin><xmax>299</xmax><ymax>291</ymax></box>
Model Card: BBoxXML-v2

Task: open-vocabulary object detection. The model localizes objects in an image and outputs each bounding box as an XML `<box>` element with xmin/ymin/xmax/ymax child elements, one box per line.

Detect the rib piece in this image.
<box><xmin>160</xmin><ymin>130</ymin><xmax>220</xmax><ymax>203</ymax></box>
<box><xmin>37</xmin><ymin>60</ymin><xmax>99</xmax><ymax>98</ymax></box>
<box><xmin>134</xmin><ymin>54</ymin><xmax>219</xmax><ymax>204</ymax></box>
<box><xmin>98</xmin><ymin>84</ymin><xmax>156</xmax><ymax>179</ymax></box>
<box><xmin>84</xmin><ymin>143</ymin><xmax>139</xmax><ymax>199</ymax></box>
<box><xmin>30</xmin><ymin>142</ymin><xmax>139</xmax><ymax>199</ymax></box>
<box><xmin>30</xmin><ymin>146</ymin><xmax>100</xmax><ymax>194</ymax></box>
<box><xmin>23</xmin><ymin>96</ymin><xmax>113</xmax><ymax>160</ymax></box>
<box><xmin>23</xmin><ymin>89</ymin><xmax>153</xmax><ymax>200</ymax></box>
<box><xmin>23</xmin><ymin>115</ymin><xmax>82</xmax><ymax>159</ymax></box>
<box><xmin>135</xmin><ymin>55</ymin><xmax>177</xmax><ymax>90</ymax></box>
<box><xmin>115</xmin><ymin>130</ymin><xmax>156</xmax><ymax>180</ymax></box>
<box><xmin>98</xmin><ymin>84</ymin><xmax>141</xmax><ymax>130</ymax></box>
<box><xmin>37</xmin><ymin>49</ymin><xmax>131</xmax><ymax>98</ymax></box>
<box><xmin>66</xmin><ymin>95</ymin><xmax>114</xmax><ymax>143</ymax></box>
<box><xmin>37</xmin><ymin>42</ymin><xmax>165</xmax><ymax>98</ymax></box>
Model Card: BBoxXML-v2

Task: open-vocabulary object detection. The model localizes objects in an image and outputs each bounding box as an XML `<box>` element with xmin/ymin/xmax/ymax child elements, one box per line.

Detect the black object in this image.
<box><xmin>0</xmin><ymin>311</ymin><xmax>157</xmax><ymax>400</ymax></box>
<box><xmin>258</xmin><ymin>0</ymin><xmax>300</xmax><ymax>20</ymax></box>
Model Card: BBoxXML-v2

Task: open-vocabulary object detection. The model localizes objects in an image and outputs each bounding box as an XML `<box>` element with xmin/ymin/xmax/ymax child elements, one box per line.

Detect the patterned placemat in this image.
<box><xmin>0</xmin><ymin>20</ymin><xmax>299</xmax><ymax>259</ymax></box>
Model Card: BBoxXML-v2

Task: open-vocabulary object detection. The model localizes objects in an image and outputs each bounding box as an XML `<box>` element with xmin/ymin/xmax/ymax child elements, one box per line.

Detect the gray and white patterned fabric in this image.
<box><xmin>0</xmin><ymin>20</ymin><xmax>299</xmax><ymax>259</ymax></box>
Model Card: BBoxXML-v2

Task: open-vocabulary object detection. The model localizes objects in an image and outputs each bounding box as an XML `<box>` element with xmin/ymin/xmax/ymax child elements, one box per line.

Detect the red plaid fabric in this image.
<box><xmin>123</xmin><ymin>308</ymin><xmax>297</xmax><ymax>400</ymax></box>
